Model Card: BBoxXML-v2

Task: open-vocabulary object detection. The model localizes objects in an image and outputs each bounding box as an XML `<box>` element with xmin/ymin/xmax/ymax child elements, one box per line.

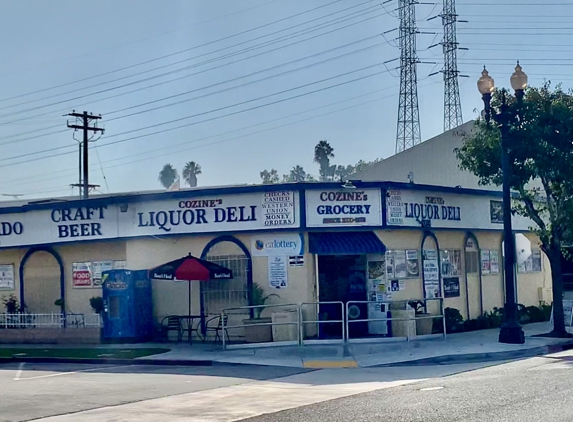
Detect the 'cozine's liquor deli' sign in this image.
<box><xmin>305</xmin><ymin>189</ymin><xmax>382</xmax><ymax>227</ymax></box>
<box><xmin>125</xmin><ymin>191</ymin><xmax>297</xmax><ymax>236</ymax></box>
<box><xmin>387</xmin><ymin>190</ymin><xmax>461</xmax><ymax>228</ymax></box>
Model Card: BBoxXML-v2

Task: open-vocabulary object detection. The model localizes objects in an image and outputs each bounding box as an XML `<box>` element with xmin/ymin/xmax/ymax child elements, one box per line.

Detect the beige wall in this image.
<box><xmin>0</xmin><ymin>248</ymin><xmax>26</xmax><ymax>312</ymax></box>
<box><xmin>55</xmin><ymin>241</ymin><xmax>127</xmax><ymax>314</ymax></box>
<box><xmin>126</xmin><ymin>232</ymin><xmax>314</xmax><ymax>326</ymax></box>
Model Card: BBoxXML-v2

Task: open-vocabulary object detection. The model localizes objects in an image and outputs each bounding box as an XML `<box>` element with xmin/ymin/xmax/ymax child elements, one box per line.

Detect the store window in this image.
<box><xmin>518</xmin><ymin>249</ymin><xmax>543</xmax><ymax>273</ymax></box>
<box><xmin>203</xmin><ymin>240</ymin><xmax>249</xmax><ymax>316</ymax></box>
<box><xmin>440</xmin><ymin>249</ymin><xmax>462</xmax><ymax>277</ymax></box>
<box><xmin>464</xmin><ymin>237</ymin><xmax>479</xmax><ymax>274</ymax></box>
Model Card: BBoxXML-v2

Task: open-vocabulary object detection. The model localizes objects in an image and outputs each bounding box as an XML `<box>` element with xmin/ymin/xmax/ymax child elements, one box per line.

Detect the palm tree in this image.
<box><xmin>290</xmin><ymin>165</ymin><xmax>307</xmax><ymax>182</ymax></box>
<box><xmin>158</xmin><ymin>164</ymin><xmax>178</xmax><ymax>188</ymax></box>
<box><xmin>313</xmin><ymin>140</ymin><xmax>335</xmax><ymax>181</ymax></box>
<box><xmin>182</xmin><ymin>161</ymin><xmax>202</xmax><ymax>187</ymax></box>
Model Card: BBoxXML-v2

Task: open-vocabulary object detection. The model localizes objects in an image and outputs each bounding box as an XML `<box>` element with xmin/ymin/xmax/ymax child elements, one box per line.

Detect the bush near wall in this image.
<box><xmin>437</xmin><ymin>304</ymin><xmax>552</xmax><ymax>334</ymax></box>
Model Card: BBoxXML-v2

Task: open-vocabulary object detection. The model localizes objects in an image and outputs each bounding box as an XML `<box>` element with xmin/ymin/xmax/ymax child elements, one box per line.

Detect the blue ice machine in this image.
<box><xmin>101</xmin><ymin>269</ymin><xmax>153</xmax><ymax>342</ymax></box>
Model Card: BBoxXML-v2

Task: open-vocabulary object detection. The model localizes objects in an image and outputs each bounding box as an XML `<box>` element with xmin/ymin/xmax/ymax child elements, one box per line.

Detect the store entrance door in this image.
<box><xmin>318</xmin><ymin>255</ymin><xmax>367</xmax><ymax>339</ymax></box>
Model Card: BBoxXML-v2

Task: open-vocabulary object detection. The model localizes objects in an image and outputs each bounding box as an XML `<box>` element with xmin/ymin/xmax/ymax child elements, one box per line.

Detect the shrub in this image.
<box><xmin>444</xmin><ymin>307</ymin><xmax>463</xmax><ymax>333</ymax></box>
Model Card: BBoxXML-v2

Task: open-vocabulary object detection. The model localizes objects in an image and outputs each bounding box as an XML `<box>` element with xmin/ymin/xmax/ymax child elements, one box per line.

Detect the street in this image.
<box><xmin>246</xmin><ymin>351</ymin><xmax>573</xmax><ymax>422</ymax></box>
<box><xmin>3</xmin><ymin>351</ymin><xmax>573</xmax><ymax>421</ymax></box>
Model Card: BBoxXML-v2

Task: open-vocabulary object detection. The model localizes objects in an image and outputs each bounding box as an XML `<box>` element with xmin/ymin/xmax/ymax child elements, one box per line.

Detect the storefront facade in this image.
<box><xmin>0</xmin><ymin>182</ymin><xmax>552</xmax><ymax>341</ymax></box>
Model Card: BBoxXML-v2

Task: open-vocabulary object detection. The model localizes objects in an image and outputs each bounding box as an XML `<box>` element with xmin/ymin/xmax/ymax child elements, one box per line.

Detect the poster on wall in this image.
<box><xmin>443</xmin><ymin>277</ymin><xmax>460</xmax><ymax>298</ymax></box>
<box><xmin>481</xmin><ymin>250</ymin><xmax>491</xmax><ymax>274</ymax></box>
<box><xmin>394</xmin><ymin>252</ymin><xmax>407</xmax><ymax>278</ymax></box>
<box><xmin>490</xmin><ymin>250</ymin><xmax>500</xmax><ymax>274</ymax></box>
<box><xmin>422</xmin><ymin>250</ymin><xmax>440</xmax><ymax>299</ymax></box>
<box><xmin>72</xmin><ymin>262</ymin><xmax>93</xmax><ymax>288</ymax></box>
<box><xmin>406</xmin><ymin>250</ymin><xmax>419</xmax><ymax>277</ymax></box>
<box><xmin>73</xmin><ymin>260</ymin><xmax>127</xmax><ymax>288</ymax></box>
<box><xmin>0</xmin><ymin>264</ymin><xmax>14</xmax><ymax>290</ymax></box>
<box><xmin>268</xmin><ymin>256</ymin><xmax>288</xmax><ymax>289</ymax></box>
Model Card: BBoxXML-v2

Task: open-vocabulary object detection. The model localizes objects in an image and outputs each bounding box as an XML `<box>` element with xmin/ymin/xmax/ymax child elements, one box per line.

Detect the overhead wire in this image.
<box><xmin>0</xmin><ymin>4</ymin><xmax>389</xmax><ymax>124</ymax></box>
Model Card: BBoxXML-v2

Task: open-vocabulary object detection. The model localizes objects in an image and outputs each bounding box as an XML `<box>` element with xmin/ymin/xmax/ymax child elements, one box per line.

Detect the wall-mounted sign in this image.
<box><xmin>251</xmin><ymin>233</ymin><xmax>304</xmax><ymax>257</ymax></box>
<box><xmin>268</xmin><ymin>255</ymin><xmax>288</xmax><ymax>289</ymax></box>
<box><xmin>444</xmin><ymin>277</ymin><xmax>460</xmax><ymax>298</ymax></box>
<box><xmin>0</xmin><ymin>264</ymin><xmax>15</xmax><ymax>290</ymax></box>
<box><xmin>386</xmin><ymin>189</ymin><xmax>531</xmax><ymax>230</ymax></box>
<box><xmin>72</xmin><ymin>260</ymin><xmax>127</xmax><ymax>288</ymax></box>
<box><xmin>305</xmin><ymin>189</ymin><xmax>382</xmax><ymax>227</ymax></box>
<box><xmin>121</xmin><ymin>191</ymin><xmax>298</xmax><ymax>238</ymax></box>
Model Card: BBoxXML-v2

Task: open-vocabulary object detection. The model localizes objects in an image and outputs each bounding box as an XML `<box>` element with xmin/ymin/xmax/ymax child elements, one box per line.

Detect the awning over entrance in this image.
<box><xmin>308</xmin><ymin>232</ymin><xmax>386</xmax><ymax>255</ymax></box>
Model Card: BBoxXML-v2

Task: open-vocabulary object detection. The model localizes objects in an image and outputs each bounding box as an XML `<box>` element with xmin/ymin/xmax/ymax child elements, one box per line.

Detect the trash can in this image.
<box><xmin>271</xmin><ymin>310</ymin><xmax>299</xmax><ymax>342</ymax></box>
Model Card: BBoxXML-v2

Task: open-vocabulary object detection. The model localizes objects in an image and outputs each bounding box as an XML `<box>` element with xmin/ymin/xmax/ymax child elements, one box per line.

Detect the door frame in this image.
<box><xmin>19</xmin><ymin>247</ymin><xmax>65</xmax><ymax>316</ymax></box>
<box><xmin>463</xmin><ymin>232</ymin><xmax>483</xmax><ymax>318</ymax></box>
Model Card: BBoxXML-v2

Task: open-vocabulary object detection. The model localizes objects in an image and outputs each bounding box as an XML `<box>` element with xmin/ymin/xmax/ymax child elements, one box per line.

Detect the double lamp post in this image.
<box><xmin>477</xmin><ymin>63</ymin><xmax>528</xmax><ymax>344</ymax></box>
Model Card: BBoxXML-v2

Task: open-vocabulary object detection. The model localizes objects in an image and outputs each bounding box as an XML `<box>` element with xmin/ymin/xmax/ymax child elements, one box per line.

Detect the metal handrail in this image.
<box><xmin>300</xmin><ymin>301</ymin><xmax>345</xmax><ymax>344</ymax></box>
<box><xmin>345</xmin><ymin>298</ymin><xmax>446</xmax><ymax>342</ymax></box>
<box><xmin>221</xmin><ymin>303</ymin><xmax>300</xmax><ymax>349</ymax></box>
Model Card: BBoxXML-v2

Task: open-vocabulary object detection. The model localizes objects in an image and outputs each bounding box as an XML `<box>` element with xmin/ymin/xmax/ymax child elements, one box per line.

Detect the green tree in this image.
<box><xmin>314</xmin><ymin>140</ymin><xmax>335</xmax><ymax>181</ymax></box>
<box><xmin>455</xmin><ymin>83</ymin><xmax>573</xmax><ymax>337</ymax></box>
<box><xmin>182</xmin><ymin>161</ymin><xmax>202</xmax><ymax>187</ymax></box>
<box><xmin>260</xmin><ymin>169</ymin><xmax>279</xmax><ymax>184</ymax></box>
<box><xmin>158</xmin><ymin>164</ymin><xmax>178</xmax><ymax>188</ymax></box>
<box><xmin>334</xmin><ymin>164</ymin><xmax>355</xmax><ymax>181</ymax></box>
<box><xmin>283</xmin><ymin>165</ymin><xmax>307</xmax><ymax>183</ymax></box>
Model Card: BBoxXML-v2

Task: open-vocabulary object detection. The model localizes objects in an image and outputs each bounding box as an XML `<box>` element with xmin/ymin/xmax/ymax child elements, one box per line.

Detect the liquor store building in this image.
<box><xmin>0</xmin><ymin>181</ymin><xmax>551</xmax><ymax>341</ymax></box>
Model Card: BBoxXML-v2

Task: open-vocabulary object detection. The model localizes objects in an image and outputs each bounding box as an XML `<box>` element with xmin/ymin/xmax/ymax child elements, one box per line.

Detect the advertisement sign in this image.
<box><xmin>0</xmin><ymin>264</ymin><xmax>14</xmax><ymax>290</ymax></box>
<box><xmin>305</xmin><ymin>189</ymin><xmax>382</xmax><ymax>227</ymax></box>
<box><xmin>251</xmin><ymin>233</ymin><xmax>304</xmax><ymax>257</ymax></box>
<box><xmin>122</xmin><ymin>191</ymin><xmax>298</xmax><ymax>238</ymax></box>
<box><xmin>73</xmin><ymin>260</ymin><xmax>127</xmax><ymax>288</ymax></box>
<box><xmin>422</xmin><ymin>249</ymin><xmax>440</xmax><ymax>299</ymax></box>
<box><xmin>72</xmin><ymin>262</ymin><xmax>93</xmax><ymax>288</ymax></box>
<box><xmin>444</xmin><ymin>277</ymin><xmax>460</xmax><ymax>298</ymax></box>
<box><xmin>0</xmin><ymin>192</ymin><xmax>298</xmax><ymax>249</ymax></box>
<box><xmin>268</xmin><ymin>255</ymin><xmax>288</xmax><ymax>289</ymax></box>
<box><xmin>386</xmin><ymin>189</ymin><xmax>531</xmax><ymax>230</ymax></box>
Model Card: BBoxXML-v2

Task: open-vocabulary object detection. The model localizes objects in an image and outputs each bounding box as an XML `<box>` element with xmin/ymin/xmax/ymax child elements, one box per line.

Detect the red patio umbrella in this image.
<box><xmin>148</xmin><ymin>253</ymin><xmax>233</xmax><ymax>324</ymax></box>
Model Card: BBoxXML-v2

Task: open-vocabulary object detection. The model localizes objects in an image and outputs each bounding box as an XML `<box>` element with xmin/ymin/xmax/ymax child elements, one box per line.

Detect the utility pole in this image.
<box><xmin>66</xmin><ymin>111</ymin><xmax>104</xmax><ymax>199</ymax></box>
<box><xmin>396</xmin><ymin>0</ymin><xmax>421</xmax><ymax>153</ymax></box>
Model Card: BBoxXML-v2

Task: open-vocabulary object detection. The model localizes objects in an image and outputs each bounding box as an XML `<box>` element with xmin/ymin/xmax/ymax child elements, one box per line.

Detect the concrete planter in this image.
<box><xmin>242</xmin><ymin>317</ymin><xmax>272</xmax><ymax>343</ymax></box>
<box><xmin>415</xmin><ymin>313</ymin><xmax>434</xmax><ymax>335</ymax></box>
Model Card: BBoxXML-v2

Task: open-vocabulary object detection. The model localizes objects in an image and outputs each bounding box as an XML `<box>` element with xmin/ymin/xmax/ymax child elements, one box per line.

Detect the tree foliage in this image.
<box><xmin>455</xmin><ymin>83</ymin><xmax>573</xmax><ymax>336</ymax></box>
<box><xmin>158</xmin><ymin>164</ymin><xmax>178</xmax><ymax>188</ymax></box>
<box><xmin>314</xmin><ymin>140</ymin><xmax>335</xmax><ymax>181</ymax></box>
<box><xmin>182</xmin><ymin>161</ymin><xmax>202</xmax><ymax>187</ymax></box>
<box><xmin>260</xmin><ymin>169</ymin><xmax>279</xmax><ymax>184</ymax></box>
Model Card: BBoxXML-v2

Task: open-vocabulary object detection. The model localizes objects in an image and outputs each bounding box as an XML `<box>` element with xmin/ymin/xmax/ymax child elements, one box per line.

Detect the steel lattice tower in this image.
<box><xmin>396</xmin><ymin>0</ymin><xmax>421</xmax><ymax>153</ymax></box>
<box><xmin>441</xmin><ymin>0</ymin><xmax>463</xmax><ymax>131</ymax></box>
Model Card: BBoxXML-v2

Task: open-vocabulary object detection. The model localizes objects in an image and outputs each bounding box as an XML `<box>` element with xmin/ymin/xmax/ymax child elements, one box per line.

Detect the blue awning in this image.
<box><xmin>308</xmin><ymin>232</ymin><xmax>386</xmax><ymax>255</ymax></box>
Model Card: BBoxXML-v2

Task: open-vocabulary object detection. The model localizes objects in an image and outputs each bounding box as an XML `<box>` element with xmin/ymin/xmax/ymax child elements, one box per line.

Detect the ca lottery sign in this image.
<box><xmin>251</xmin><ymin>233</ymin><xmax>304</xmax><ymax>257</ymax></box>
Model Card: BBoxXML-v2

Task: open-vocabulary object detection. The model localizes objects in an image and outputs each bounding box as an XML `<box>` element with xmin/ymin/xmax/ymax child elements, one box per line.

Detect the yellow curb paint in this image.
<box><xmin>303</xmin><ymin>360</ymin><xmax>358</xmax><ymax>368</ymax></box>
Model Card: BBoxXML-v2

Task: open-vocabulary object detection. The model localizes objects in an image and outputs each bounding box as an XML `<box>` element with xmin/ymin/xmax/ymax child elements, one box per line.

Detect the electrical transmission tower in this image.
<box><xmin>396</xmin><ymin>0</ymin><xmax>421</xmax><ymax>153</ymax></box>
<box><xmin>441</xmin><ymin>0</ymin><xmax>464</xmax><ymax>131</ymax></box>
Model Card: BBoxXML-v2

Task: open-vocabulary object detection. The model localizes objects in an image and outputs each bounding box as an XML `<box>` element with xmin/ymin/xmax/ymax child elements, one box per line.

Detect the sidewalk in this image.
<box><xmin>139</xmin><ymin>322</ymin><xmax>573</xmax><ymax>368</ymax></box>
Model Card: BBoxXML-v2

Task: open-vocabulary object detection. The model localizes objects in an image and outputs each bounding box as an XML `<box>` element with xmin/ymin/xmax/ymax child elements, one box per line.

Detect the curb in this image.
<box><xmin>0</xmin><ymin>356</ymin><xmax>213</xmax><ymax>366</ymax></box>
<box><xmin>370</xmin><ymin>340</ymin><xmax>573</xmax><ymax>367</ymax></box>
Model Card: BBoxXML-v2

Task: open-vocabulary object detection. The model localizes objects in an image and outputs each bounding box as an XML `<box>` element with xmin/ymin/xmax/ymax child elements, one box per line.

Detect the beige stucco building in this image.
<box><xmin>0</xmin><ymin>180</ymin><xmax>552</xmax><ymax>344</ymax></box>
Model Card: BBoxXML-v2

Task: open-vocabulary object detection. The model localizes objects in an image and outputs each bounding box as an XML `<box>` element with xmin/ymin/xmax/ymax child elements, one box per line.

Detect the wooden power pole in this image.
<box><xmin>66</xmin><ymin>111</ymin><xmax>104</xmax><ymax>199</ymax></box>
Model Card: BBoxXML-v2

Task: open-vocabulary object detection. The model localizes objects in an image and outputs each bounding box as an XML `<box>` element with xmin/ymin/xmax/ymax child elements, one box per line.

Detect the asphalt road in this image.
<box><xmin>0</xmin><ymin>362</ymin><xmax>308</xmax><ymax>422</ymax></box>
<box><xmin>244</xmin><ymin>352</ymin><xmax>573</xmax><ymax>422</ymax></box>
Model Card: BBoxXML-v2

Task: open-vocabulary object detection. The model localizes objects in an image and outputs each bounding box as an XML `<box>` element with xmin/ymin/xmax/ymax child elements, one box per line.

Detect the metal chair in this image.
<box><xmin>161</xmin><ymin>316</ymin><xmax>183</xmax><ymax>342</ymax></box>
<box><xmin>203</xmin><ymin>315</ymin><xmax>229</xmax><ymax>344</ymax></box>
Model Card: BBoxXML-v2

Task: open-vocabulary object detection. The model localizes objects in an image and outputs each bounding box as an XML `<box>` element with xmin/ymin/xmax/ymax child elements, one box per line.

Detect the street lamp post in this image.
<box><xmin>477</xmin><ymin>63</ymin><xmax>528</xmax><ymax>344</ymax></box>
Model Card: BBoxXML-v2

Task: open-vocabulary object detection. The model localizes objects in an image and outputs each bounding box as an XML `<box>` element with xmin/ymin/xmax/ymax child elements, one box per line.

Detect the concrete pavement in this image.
<box><xmin>140</xmin><ymin>322</ymin><xmax>573</xmax><ymax>368</ymax></box>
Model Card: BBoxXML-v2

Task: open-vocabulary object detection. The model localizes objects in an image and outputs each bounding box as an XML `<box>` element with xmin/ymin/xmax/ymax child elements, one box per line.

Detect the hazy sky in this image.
<box><xmin>0</xmin><ymin>0</ymin><xmax>570</xmax><ymax>200</ymax></box>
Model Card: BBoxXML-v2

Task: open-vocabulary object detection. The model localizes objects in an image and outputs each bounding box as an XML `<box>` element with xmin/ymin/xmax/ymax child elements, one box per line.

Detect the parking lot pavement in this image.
<box><xmin>0</xmin><ymin>362</ymin><xmax>309</xmax><ymax>422</ymax></box>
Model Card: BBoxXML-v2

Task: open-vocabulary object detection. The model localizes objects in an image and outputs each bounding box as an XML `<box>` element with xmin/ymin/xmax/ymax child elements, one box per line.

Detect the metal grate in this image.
<box><xmin>202</xmin><ymin>253</ymin><xmax>249</xmax><ymax>316</ymax></box>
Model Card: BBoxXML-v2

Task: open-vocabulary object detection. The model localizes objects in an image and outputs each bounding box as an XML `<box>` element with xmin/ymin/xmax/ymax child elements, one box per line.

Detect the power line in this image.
<box><xmin>0</xmin><ymin>63</ymin><xmax>397</xmax><ymax>168</ymax></box>
<box><xmin>0</xmin><ymin>32</ymin><xmax>392</xmax><ymax>147</ymax></box>
<box><xmin>0</xmin><ymin>5</ymin><xmax>388</xmax><ymax>123</ymax></box>
<box><xmin>0</xmin><ymin>0</ymin><xmax>353</xmax><ymax>104</ymax></box>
